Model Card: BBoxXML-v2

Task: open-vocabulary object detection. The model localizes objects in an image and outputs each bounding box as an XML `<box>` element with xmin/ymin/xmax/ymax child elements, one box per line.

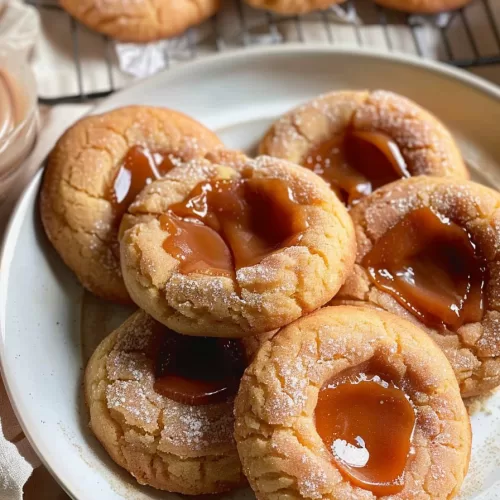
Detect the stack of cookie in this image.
<box><xmin>58</xmin><ymin>0</ymin><xmax>473</xmax><ymax>43</ymax></box>
<box><xmin>40</xmin><ymin>89</ymin><xmax>498</xmax><ymax>498</ymax></box>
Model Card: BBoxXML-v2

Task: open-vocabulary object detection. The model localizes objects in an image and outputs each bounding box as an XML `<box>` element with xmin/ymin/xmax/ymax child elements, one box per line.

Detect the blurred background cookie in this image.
<box><xmin>260</xmin><ymin>90</ymin><xmax>467</xmax><ymax>206</ymax></box>
<box><xmin>59</xmin><ymin>0</ymin><xmax>221</xmax><ymax>43</ymax></box>
<box><xmin>119</xmin><ymin>151</ymin><xmax>356</xmax><ymax>337</ymax></box>
<box><xmin>373</xmin><ymin>0</ymin><xmax>472</xmax><ymax>13</ymax></box>
<box><xmin>85</xmin><ymin>310</ymin><xmax>247</xmax><ymax>494</ymax></box>
<box><xmin>235</xmin><ymin>306</ymin><xmax>471</xmax><ymax>500</ymax></box>
<box><xmin>40</xmin><ymin>106</ymin><xmax>222</xmax><ymax>303</ymax></box>
<box><xmin>244</xmin><ymin>0</ymin><xmax>342</xmax><ymax>14</ymax></box>
<box><xmin>336</xmin><ymin>176</ymin><xmax>500</xmax><ymax>397</ymax></box>
<box><xmin>245</xmin><ymin>0</ymin><xmax>471</xmax><ymax>13</ymax></box>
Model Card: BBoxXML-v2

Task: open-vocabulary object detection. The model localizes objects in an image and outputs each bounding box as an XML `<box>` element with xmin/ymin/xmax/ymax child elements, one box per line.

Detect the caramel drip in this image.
<box><xmin>362</xmin><ymin>207</ymin><xmax>486</xmax><ymax>330</ymax></box>
<box><xmin>161</xmin><ymin>177</ymin><xmax>308</xmax><ymax>276</ymax></box>
<box><xmin>304</xmin><ymin>130</ymin><xmax>410</xmax><ymax>206</ymax></box>
<box><xmin>153</xmin><ymin>330</ymin><xmax>246</xmax><ymax>406</ymax></box>
<box><xmin>111</xmin><ymin>145</ymin><xmax>177</xmax><ymax>217</ymax></box>
<box><xmin>315</xmin><ymin>372</ymin><xmax>416</xmax><ymax>495</ymax></box>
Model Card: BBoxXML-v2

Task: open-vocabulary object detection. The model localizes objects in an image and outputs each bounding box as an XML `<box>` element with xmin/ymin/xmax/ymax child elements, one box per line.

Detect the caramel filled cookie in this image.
<box><xmin>373</xmin><ymin>0</ymin><xmax>471</xmax><ymax>13</ymax></box>
<box><xmin>336</xmin><ymin>176</ymin><xmax>500</xmax><ymax>397</ymax></box>
<box><xmin>59</xmin><ymin>0</ymin><xmax>220</xmax><ymax>43</ymax></box>
<box><xmin>260</xmin><ymin>90</ymin><xmax>467</xmax><ymax>206</ymax></box>
<box><xmin>85</xmin><ymin>310</ymin><xmax>247</xmax><ymax>495</ymax></box>
<box><xmin>235</xmin><ymin>306</ymin><xmax>471</xmax><ymax>500</ymax></box>
<box><xmin>40</xmin><ymin>106</ymin><xmax>222</xmax><ymax>303</ymax></box>
<box><xmin>119</xmin><ymin>151</ymin><xmax>355</xmax><ymax>338</ymax></box>
<box><xmin>245</xmin><ymin>0</ymin><xmax>343</xmax><ymax>14</ymax></box>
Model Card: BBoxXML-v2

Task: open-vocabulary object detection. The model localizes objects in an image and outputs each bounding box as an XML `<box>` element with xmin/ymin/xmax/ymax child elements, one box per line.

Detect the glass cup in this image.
<box><xmin>0</xmin><ymin>52</ymin><xmax>38</xmax><ymax>205</ymax></box>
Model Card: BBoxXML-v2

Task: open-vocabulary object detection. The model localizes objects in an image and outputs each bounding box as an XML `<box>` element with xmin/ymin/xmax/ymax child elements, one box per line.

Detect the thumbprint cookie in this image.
<box><xmin>260</xmin><ymin>90</ymin><xmax>467</xmax><ymax>206</ymax></box>
<box><xmin>244</xmin><ymin>0</ymin><xmax>342</xmax><ymax>14</ymax></box>
<box><xmin>119</xmin><ymin>151</ymin><xmax>356</xmax><ymax>338</ymax></box>
<box><xmin>40</xmin><ymin>106</ymin><xmax>222</xmax><ymax>304</ymax></box>
<box><xmin>85</xmin><ymin>309</ymin><xmax>248</xmax><ymax>494</ymax></box>
<box><xmin>373</xmin><ymin>0</ymin><xmax>472</xmax><ymax>13</ymax></box>
<box><xmin>235</xmin><ymin>305</ymin><xmax>471</xmax><ymax>500</ymax></box>
<box><xmin>336</xmin><ymin>176</ymin><xmax>500</xmax><ymax>397</ymax></box>
<box><xmin>59</xmin><ymin>0</ymin><xmax>220</xmax><ymax>43</ymax></box>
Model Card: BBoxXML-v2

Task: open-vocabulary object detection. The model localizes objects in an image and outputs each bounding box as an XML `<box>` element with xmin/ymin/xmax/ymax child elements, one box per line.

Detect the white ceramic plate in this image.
<box><xmin>2</xmin><ymin>45</ymin><xmax>500</xmax><ymax>500</ymax></box>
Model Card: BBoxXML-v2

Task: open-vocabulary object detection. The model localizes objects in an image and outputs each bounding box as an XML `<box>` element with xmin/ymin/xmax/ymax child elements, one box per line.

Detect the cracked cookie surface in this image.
<box><xmin>234</xmin><ymin>305</ymin><xmax>471</xmax><ymax>500</ymax></box>
<box><xmin>59</xmin><ymin>0</ymin><xmax>221</xmax><ymax>42</ymax></box>
<box><xmin>119</xmin><ymin>151</ymin><xmax>356</xmax><ymax>338</ymax></box>
<box><xmin>334</xmin><ymin>176</ymin><xmax>500</xmax><ymax>397</ymax></box>
<box><xmin>260</xmin><ymin>90</ymin><xmax>467</xmax><ymax>203</ymax></box>
<box><xmin>84</xmin><ymin>309</ymin><xmax>246</xmax><ymax>494</ymax></box>
<box><xmin>40</xmin><ymin>106</ymin><xmax>222</xmax><ymax>303</ymax></box>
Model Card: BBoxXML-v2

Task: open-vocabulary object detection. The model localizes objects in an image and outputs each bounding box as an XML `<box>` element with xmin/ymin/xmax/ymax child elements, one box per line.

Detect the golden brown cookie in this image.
<box><xmin>245</xmin><ymin>0</ymin><xmax>343</xmax><ymax>14</ymax></box>
<box><xmin>40</xmin><ymin>106</ymin><xmax>222</xmax><ymax>304</ymax></box>
<box><xmin>260</xmin><ymin>90</ymin><xmax>468</xmax><ymax>206</ymax></box>
<box><xmin>335</xmin><ymin>176</ymin><xmax>500</xmax><ymax>397</ymax></box>
<box><xmin>59</xmin><ymin>0</ymin><xmax>220</xmax><ymax>43</ymax></box>
<box><xmin>373</xmin><ymin>0</ymin><xmax>472</xmax><ymax>13</ymax></box>
<box><xmin>119</xmin><ymin>151</ymin><xmax>356</xmax><ymax>338</ymax></box>
<box><xmin>85</xmin><ymin>309</ymin><xmax>247</xmax><ymax>495</ymax></box>
<box><xmin>235</xmin><ymin>305</ymin><xmax>471</xmax><ymax>500</ymax></box>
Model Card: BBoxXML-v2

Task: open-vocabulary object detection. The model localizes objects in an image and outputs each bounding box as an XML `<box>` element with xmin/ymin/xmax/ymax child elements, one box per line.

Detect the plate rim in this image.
<box><xmin>2</xmin><ymin>44</ymin><xmax>500</xmax><ymax>499</ymax></box>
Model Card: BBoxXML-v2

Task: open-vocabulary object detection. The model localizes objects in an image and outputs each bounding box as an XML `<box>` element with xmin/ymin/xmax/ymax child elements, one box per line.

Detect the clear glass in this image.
<box><xmin>0</xmin><ymin>52</ymin><xmax>38</xmax><ymax>204</ymax></box>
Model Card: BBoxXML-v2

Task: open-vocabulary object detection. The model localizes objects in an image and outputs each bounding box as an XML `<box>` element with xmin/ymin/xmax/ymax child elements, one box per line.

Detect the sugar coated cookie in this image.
<box><xmin>336</xmin><ymin>176</ymin><xmax>500</xmax><ymax>397</ymax></box>
<box><xmin>235</xmin><ymin>305</ymin><xmax>471</xmax><ymax>500</ymax></box>
<box><xmin>85</xmin><ymin>310</ymin><xmax>247</xmax><ymax>494</ymax></box>
<box><xmin>260</xmin><ymin>90</ymin><xmax>467</xmax><ymax>206</ymax></box>
<box><xmin>119</xmin><ymin>150</ymin><xmax>356</xmax><ymax>337</ymax></box>
<box><xmin>40</xmin><ymin>106</ymin><xmax>222</xmax><ymax>303</ymax></box>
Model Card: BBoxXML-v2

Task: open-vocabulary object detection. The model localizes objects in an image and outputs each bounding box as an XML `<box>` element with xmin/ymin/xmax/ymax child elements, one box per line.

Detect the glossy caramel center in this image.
<box><xmin>315</xmin><ymin>373</ymin><xmax>416</xmax><ymax>495</ymax></box>
<box><xmin>111</xmin><ymin>145</ymin><xmax>177</xmax><ymax>216</ymax></box>
<box><xmin>160</xmin><ymin>177</ymin><xmax>308</xmax><ymax>276</ymax></box>
<box><xmin>362</xmin><ymin>207</ymin><xmax>486</xmax><ymax>330</ymax></box>
<box><xmin>304</xmin><ymin>130</ymin><xmax>410</xmax><ymax>206</ymax></box>
<box><xmin>154</xmin><ymin>330</ymin><xmax>246</xmax><ymax>406</ymax></box>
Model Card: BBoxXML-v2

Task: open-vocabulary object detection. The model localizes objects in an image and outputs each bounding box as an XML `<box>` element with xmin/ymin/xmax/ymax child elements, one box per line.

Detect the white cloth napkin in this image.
<box><xmin>0</xmin><ymin>381</ymin><xmax>39</xmax><ymax>500</ymax></box>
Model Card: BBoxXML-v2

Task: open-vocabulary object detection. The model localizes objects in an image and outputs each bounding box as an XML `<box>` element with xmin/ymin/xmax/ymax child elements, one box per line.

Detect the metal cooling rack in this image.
<box><xmin>26</xmin><ymin>0</ymin><xmax>500</xmax><ymax>104</ymax></box>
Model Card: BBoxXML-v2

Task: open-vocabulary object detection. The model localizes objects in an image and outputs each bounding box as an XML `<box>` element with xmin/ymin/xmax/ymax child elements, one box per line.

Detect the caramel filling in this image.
<box><xmin>111</xmin><ymin>145</ymin><xmax>177</xmax><ymax>216</ymax></box>
<box><xmin>315</xmin><ymin>372</ymin><xmax>416</xmax><ymax>495</ymax></box>
<box><xmin>154</xmin><ymin>330</ymin><xmax>246</xmax><ymax>406</ymax></box>
<box><xmin>160</xmin><ymin>177</ymin><xmax>309</xmax><ymax>276</ymax></box>
<box><xmin>362</xmin><ymin>207</ymin><xmax>486</xmax><ymax>330</ymax></box>
<box><xmin>304</xmin><ymin>130</ymin><xmax>410</xmax><ymax>206</ymax></box>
